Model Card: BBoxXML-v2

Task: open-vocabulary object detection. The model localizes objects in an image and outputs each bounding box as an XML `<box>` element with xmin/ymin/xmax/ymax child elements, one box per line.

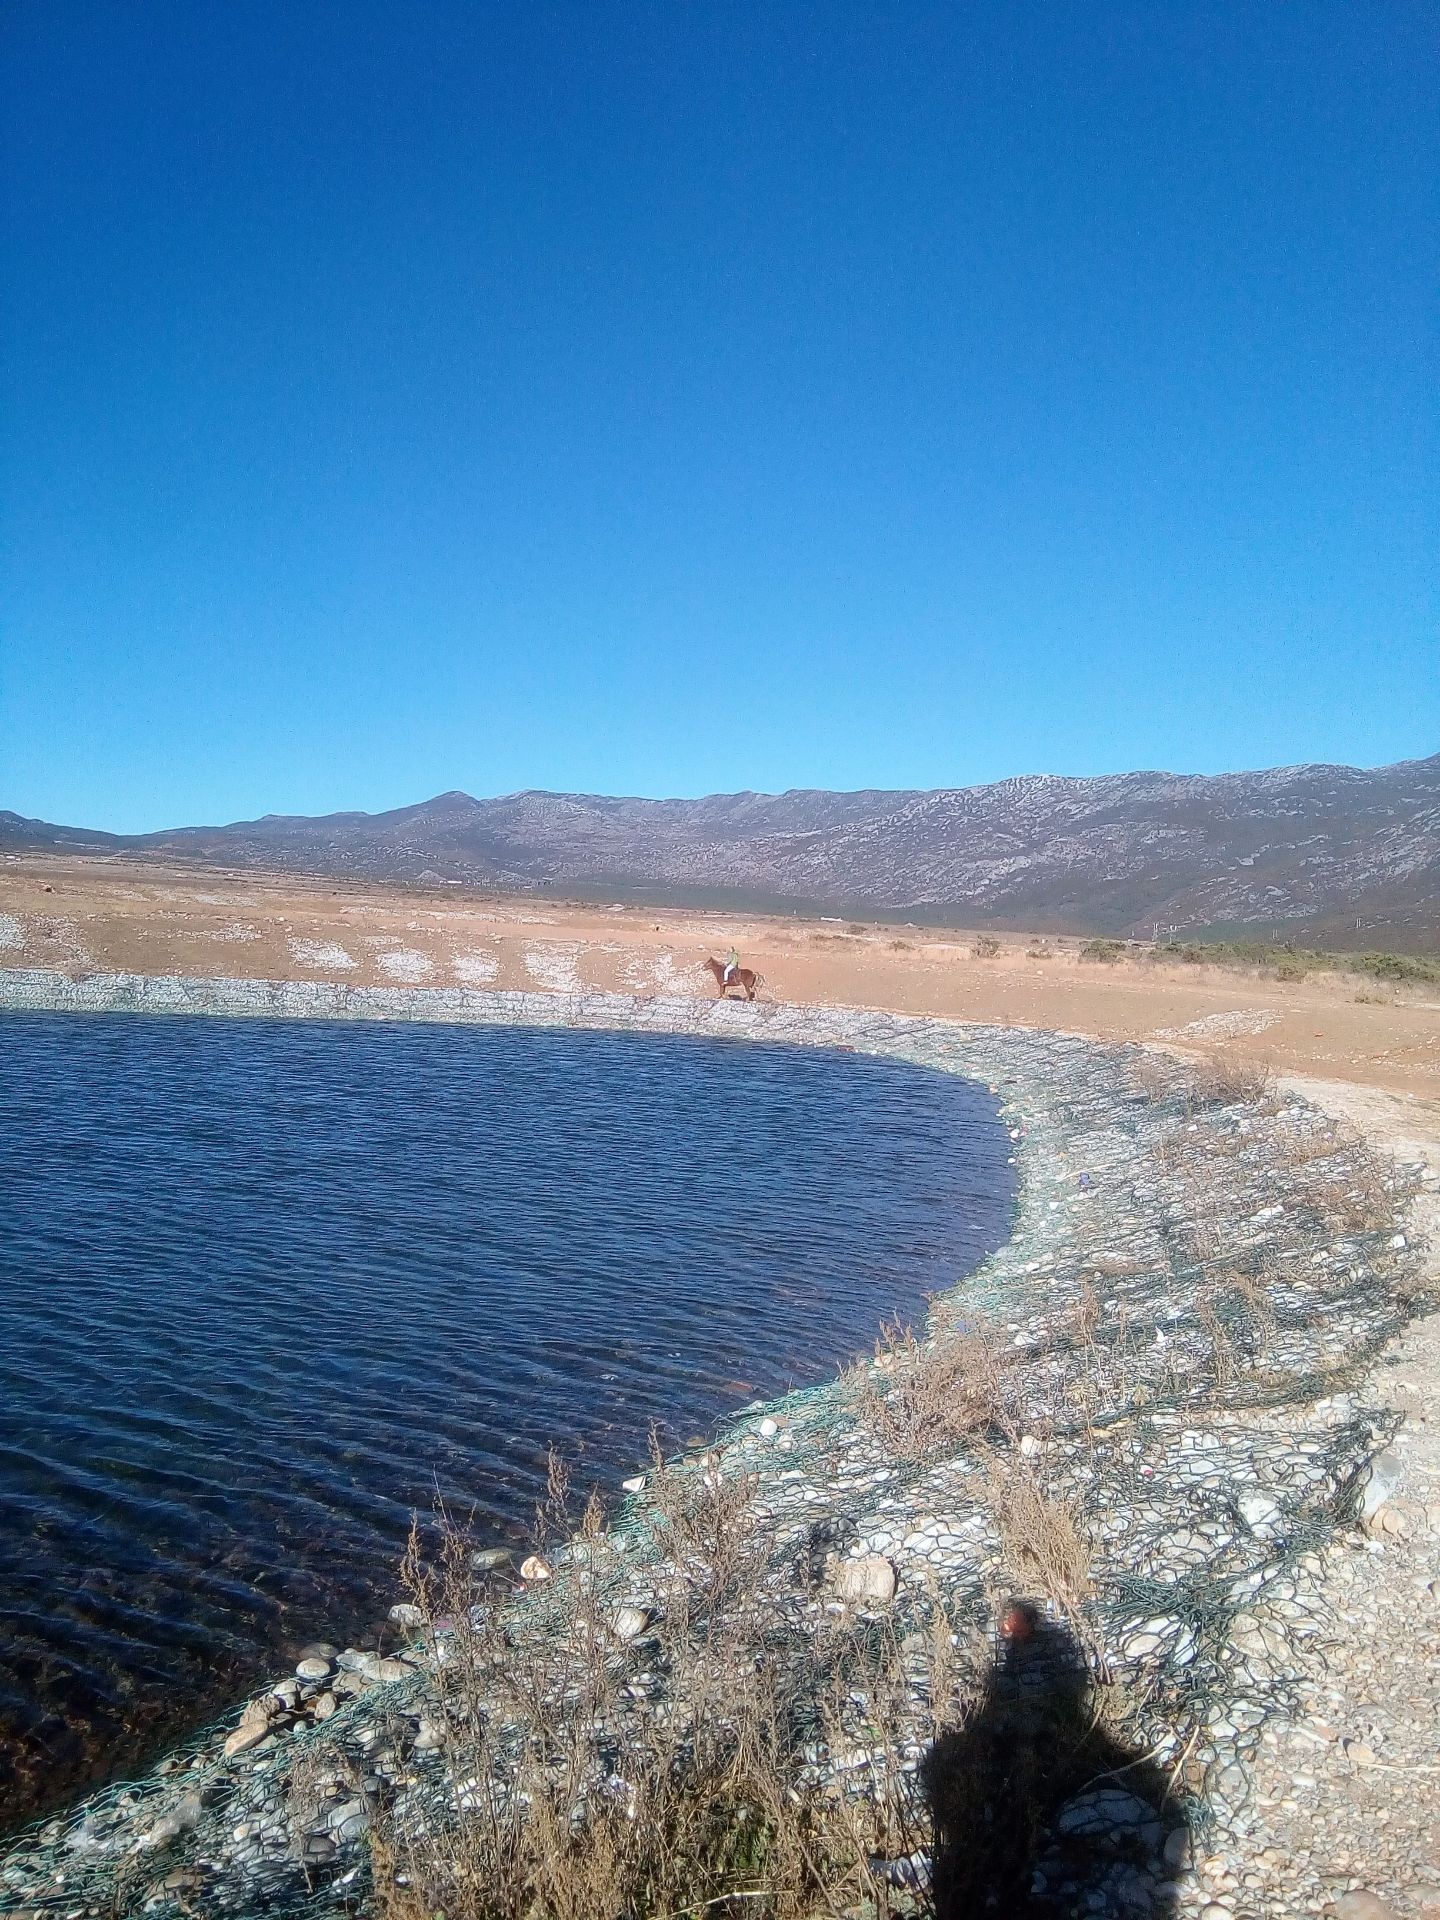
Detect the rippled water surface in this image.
<box><xmin>0</xmin><ymin>1011</ymin><xmax>1015</xmax><ymax>1827</ymax></box>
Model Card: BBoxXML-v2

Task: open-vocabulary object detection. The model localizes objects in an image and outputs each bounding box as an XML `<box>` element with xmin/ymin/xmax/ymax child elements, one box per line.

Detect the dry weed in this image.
<box><xmin>980</xmin><ymin>1461</ymin><xmax>1091</xmax><ymax>1631</ymax></box>
<box><xmin>849</xmin><ymin>1318</ymin><xmax>1019</xmax><ymax>1458</ymax></box>
<box><xmin>1187</xmin><ymin>1048</ymin><xmax>1275</xmax><ymax>1107</ymax></box>
<box><xmin>1129</xmin><ymin>1050</ymin><xmax>1181</xmax><ymax>1105</ymax></box>
<box><xmin>372</xmin><ymin>1462</ymin><xmax>932</xmax><ymax>1920</ymax></box>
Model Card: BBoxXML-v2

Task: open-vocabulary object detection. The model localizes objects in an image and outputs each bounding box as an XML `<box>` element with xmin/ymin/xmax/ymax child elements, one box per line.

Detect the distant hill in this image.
<box><xmin>5</xmin><ymin>754</ymin><xmax>1438</xmax><ymax>948</ymax></box>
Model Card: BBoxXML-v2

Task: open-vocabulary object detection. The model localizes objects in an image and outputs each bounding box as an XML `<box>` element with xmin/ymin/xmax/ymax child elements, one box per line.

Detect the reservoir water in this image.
<box><xmin>0</xmin><ymin>1011</ymin><xmax>1015</xmax><ymax>1829</ymax></box>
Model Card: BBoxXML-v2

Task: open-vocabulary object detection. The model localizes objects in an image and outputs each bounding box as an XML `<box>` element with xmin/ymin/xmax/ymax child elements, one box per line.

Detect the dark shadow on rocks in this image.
<box><xmin>922</xmin><ymin>1602</ymin><xmax>1189</xmax><ymax>1918</ymax></box>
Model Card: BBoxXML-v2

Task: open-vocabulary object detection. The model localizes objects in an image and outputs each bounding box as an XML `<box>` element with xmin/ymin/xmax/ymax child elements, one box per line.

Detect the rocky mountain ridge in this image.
<box><xmin>4</xmin><ymin>752</ymin><xmax>1438</xmax><ymax>945</ymax></box>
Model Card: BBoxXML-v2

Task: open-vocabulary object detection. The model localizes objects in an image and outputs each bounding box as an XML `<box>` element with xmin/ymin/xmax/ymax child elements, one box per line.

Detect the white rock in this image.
<box><xmin>140</xmin><ymin>1796</ymin><xmax>202</xmax><ymax>1850</ymax></box>
<box><xmin>757</xmin><ymin>1417</ymin><xmax>779</xmax><ymax>1438</ymax></box>
<box><xmin>354</xmin><ymin>1652</ymin><xmax>413</xmax><ymax>1684</ymax></box>
<box><xmin>1331</xmin><ymin>1895</ymin><xmax>1402</xmax><ymax>1920</ymax></box>
<box><xmin>829</xmin><ymin>1555</ymin><xmax>898</xmax><ymax>1605</ymax></box>
<box><xmin>520</xmin><ymin>1554</ymin><xmax>552</xmax><ymax>1582</ymax></box>
<box><xmin>1360</xmin><ymin>1449</ymin><xmax>1404</xmax><ymax>1520</ymax></box>
<box><xmin>1055</xmin><ymin>1785</ymin><xmax>1161</xmax><ymax>1839</ymax></box>
<box><xmin>610</xmin><ymin>1605</ymin><xmax>651</xmax><ymax>1643</ymax></box>
<box><xmin>1238</xmin><ymin>1492</ymin><xmax>1281</xmax><ymax>1533</ymax></box>
<box><xmin>1124</xmin><ymin>1631</ymin><xmax>1165</xmax><ymax>1660</ymax></box>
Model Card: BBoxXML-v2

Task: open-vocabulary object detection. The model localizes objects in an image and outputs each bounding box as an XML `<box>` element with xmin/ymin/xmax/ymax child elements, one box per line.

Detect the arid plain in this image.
<box><xmin>3</xmin><ymin>852</ymin><xmax>1437</xmax><ymax>1103</ymax></box>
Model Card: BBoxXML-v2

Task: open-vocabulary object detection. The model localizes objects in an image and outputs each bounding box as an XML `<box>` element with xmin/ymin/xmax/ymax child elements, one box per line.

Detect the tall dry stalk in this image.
<box><xmin>372</xmin><ymin>1462</ymin><xmax>936</xmax><ymax>1920</ymax></box>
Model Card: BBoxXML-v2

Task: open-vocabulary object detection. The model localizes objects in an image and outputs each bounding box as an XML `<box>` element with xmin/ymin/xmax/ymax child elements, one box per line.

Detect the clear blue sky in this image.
<box><xmin>2</xmin><ymin>3</ymin><xmax>1435</xmax><ymax>832</ymax></box>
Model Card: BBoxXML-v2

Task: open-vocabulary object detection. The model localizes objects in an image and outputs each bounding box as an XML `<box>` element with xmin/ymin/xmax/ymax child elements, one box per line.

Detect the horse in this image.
<box><xmin>704</xmin><ymin>955</ymin><xmax>764</xmax><ymax>1001</ymax></box>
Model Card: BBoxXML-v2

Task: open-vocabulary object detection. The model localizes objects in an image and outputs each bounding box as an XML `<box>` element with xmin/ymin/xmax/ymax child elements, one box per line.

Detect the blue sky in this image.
<box><xmin>2</xmin><ymin>3</ymin><xmax>1435</xmax><ymax>832</ymax></box>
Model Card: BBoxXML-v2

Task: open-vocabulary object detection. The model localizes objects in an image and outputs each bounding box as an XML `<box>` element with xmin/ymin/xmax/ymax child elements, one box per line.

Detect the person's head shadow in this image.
<box><xmin>921</xmin><ymin>1601</ymin><xmax>1189</xmax><ymax>1918</ymax></box>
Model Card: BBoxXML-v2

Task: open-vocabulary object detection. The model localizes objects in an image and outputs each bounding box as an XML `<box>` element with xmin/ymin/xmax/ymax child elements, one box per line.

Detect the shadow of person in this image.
<box><xmin>921</xmin><ymin>1601</ymin><xmax>1188</xmax><ymax>1918</ymax></box>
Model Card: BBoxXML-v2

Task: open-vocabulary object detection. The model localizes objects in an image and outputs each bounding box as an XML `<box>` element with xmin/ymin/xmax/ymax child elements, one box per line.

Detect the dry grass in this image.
<box><xmin>980</xmin><ymin>1465</ymin><xmax>1091</xmax><ymax>1630</ymax></box>
<box><xmin>971</xmin><ymin>935</ymin><xmax>1001</xmax><ymax>959</ymax></box>
<box><xmin>370</xmin><ymin>1458</ymin><xmax>950</xmax><ymax>1920</ymax></box>
<box><xmin>1129</xmin><ymin>1049</ymin><xmax>1182</xmax><ymax>1104</ymax></box>
<box><xmin>848</xmin><ymin>1317</ymin><xmax>1020</xmax><ymax>1459</ymax></box>
<box><xmin>1188</xmin><ymin>1047</ymin><xmax>1276</xmax><ymax>1107</ymax></box>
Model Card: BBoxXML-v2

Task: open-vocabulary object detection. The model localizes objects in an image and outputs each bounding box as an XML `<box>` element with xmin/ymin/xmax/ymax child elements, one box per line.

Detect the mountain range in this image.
<box><xmin>4</xmin><ymin>753</ymin><xmax>1438</xmax><ymax>948</ymax></box>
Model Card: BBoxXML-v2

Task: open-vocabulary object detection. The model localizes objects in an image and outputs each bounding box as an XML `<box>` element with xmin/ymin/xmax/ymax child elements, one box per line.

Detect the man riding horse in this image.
<box><xmin>705</xmin><ymin>951</ymin><xmax>763</xmax><ymax>1001</ymax></box>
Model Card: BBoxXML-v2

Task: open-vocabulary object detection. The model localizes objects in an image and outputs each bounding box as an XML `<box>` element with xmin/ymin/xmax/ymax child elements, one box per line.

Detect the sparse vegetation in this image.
<box><xmin>1152</xmin><ymin>938</ymin><xmax>1439</xmax><ymax>987</ymax></box>
<box><xmin>371</xmin><ymin>1457</ymin><xmax>955</xmax><ymax>1920</ymax></box>
<box><xmin>980</xmin><ymin>1465</ymin><xmax>1091</xmax><ymax>1630</ymax></box>
<box><xmin>848</xmin><ymin>1317</ymin><xmax>1020</xmax><ymax>1459</ymax></box>
<box><xmin>1078</xmin><ymin>938</ymin><xmax>1126</xmax><ymax>963</ymax></box>
<box><xmin>971</xmin><ymin>934</ymin><xmax>1001</xmax><ymax>959</ymax></box>
<box><xmin>1189</xmin><ymin>1047</ymin><xmax>1275</xmax><ymax>1107</ymax></box>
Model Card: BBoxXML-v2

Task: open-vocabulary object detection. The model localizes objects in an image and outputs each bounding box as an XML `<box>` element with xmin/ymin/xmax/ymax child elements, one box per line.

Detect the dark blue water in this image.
<box><xmin>0</xmin><ymin>1012</ymin><xmax>1014</xmax><ymax>1827</ymax></box>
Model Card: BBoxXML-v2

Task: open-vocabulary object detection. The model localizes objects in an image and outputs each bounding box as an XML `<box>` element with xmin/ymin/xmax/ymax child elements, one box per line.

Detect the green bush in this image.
<box><xmin>1354</xmin><ymin>951</ymin><xmax>1438</xmax><ymax>984</ymax></box>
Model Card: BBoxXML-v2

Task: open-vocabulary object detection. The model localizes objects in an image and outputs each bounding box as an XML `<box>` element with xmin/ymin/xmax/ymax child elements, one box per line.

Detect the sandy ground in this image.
<box><xmin>3</xmin><ymin>854</ymin><xmax>1438</xmax><ymax>1111</ymax></box>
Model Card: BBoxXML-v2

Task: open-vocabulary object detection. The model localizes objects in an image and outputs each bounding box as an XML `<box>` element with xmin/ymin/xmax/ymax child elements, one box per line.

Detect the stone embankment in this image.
<box><xmin>0</xmin><ymin>971</ymin><xmax>1435</xmax><ymax>1920</ymax></box>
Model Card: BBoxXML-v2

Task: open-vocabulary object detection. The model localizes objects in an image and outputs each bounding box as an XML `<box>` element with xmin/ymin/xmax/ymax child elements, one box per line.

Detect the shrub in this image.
<box><xmin>848</xmin><ymin>1317</ymin><xmax>1019</xmax><ymax>1459</ymax></box>
<box><xmin>371</xmin><ymin>1469</ymin><xmax>953</xmax><ymax>1920</ymax></box>
<box><xmin>1355</xmin><ymin>951</ymin><xmax>1437</xmax><ymax>984</ymax></box>
<box><xmin>971</xmin><ymin>935</ymin><xmax>1001</xmax><ymax>959</ymax></box>
<box><xmin>1189</xmin><ymin>1048</ymin><xmax>1275</xmax><ymax>1107</ymax></box>
<box><xmin>1078</xmin><ymin>938</ymin><xmax>1125</xmax><ymax>964</ymax></box>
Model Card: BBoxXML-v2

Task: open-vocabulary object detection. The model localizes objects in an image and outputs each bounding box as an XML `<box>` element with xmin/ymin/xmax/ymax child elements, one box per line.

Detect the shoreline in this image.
<box><xmin>4</xmin><ymin>852</ymin><xmax>1438</xmax><ymax>1099</ymax></box>
<box><xmin>1</xmin><ymin>971</ymin><xmax>1437</xmax><ymax>1919</ymax></box>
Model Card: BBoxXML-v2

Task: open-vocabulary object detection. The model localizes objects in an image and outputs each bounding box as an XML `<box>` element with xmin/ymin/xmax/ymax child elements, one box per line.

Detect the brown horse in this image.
<box><xmin>704</xmin><ymin>955</ymin><xmax>764</xmax><ymax>1001</ymax></box>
